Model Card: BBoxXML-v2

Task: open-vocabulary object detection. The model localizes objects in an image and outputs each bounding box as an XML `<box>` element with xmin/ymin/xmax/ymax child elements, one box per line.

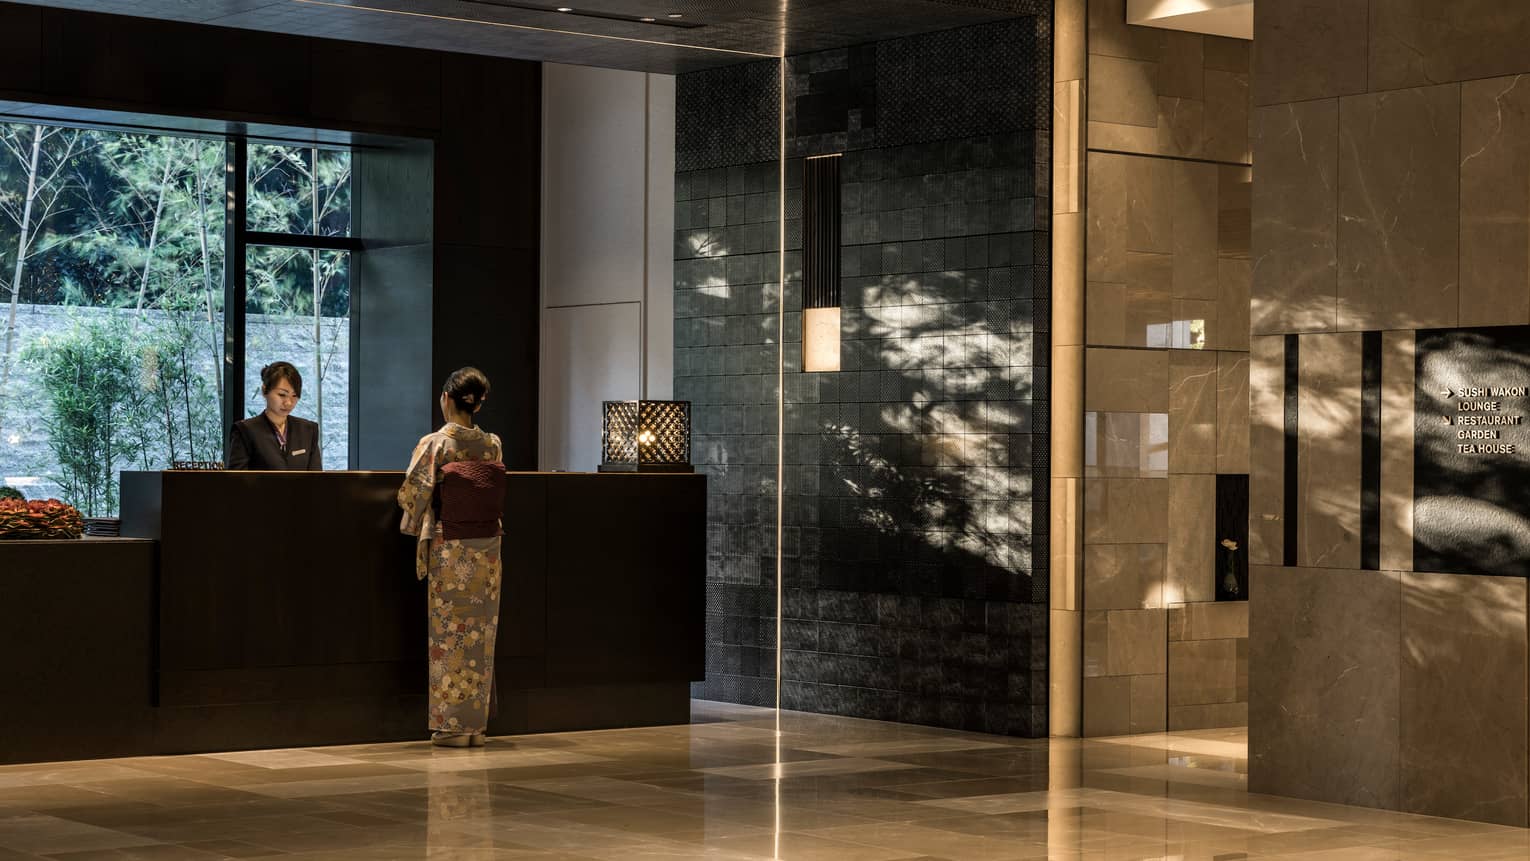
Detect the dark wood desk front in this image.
<box><xmin>0</xmin><ymin>470</ymin><xmax>704</xmax><ymax>762</ymax></box>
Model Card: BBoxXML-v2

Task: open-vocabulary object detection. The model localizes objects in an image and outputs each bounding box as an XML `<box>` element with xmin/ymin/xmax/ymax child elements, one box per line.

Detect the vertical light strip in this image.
<box><xmin>774</xmin><ymin>54</ymin><xmax>787</xmax><ymax>721</ymax></box>
<box><xmin>773</xmin><ymin>51</ymin><xmax>788</xmax><ymax>861</ymax></box>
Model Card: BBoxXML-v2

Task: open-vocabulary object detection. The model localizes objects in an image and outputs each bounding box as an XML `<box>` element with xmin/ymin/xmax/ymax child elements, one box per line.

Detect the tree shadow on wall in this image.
<box><xmin>803</xmin><ymin>267</ymin><xmax>1039</xmax><ymax>603</ymax></box>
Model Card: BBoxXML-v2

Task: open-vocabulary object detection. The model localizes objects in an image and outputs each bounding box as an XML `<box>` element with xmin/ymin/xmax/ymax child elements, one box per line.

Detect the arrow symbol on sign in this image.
<box><xmin>1441</xmin><ymin>416</ymin><xmax>1452</xmax><ymax>425</ymax></box>
<box><xmin>1441</xmin><ymin>389</ymin><xmax>1453</xmax><ymax>398</ymax></box>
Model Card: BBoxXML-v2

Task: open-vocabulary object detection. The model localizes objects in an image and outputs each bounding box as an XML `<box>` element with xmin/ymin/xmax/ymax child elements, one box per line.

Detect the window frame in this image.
<box><xmin>221</xmin><ymin>136</ymin><xmax>360</xmax><ymax>463</ymax></box>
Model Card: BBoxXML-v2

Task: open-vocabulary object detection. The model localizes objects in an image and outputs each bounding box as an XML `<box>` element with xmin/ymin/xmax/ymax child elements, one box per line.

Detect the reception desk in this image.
<box><xmin>0</xmin><ymin>470</ymin><xmax>704</xmax><ymax>763</ymax></box>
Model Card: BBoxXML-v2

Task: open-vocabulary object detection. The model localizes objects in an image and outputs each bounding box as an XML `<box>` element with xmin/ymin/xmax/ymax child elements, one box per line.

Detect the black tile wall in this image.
<box><xmin>678</xmin><ymin>12</ymin><xmax>1051</xmax><ymax>735</ymax></box>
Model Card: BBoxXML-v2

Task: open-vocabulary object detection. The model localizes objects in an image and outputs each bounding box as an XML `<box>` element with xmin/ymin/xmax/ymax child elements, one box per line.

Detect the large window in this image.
<box><xmin>244</xmin><ymin>144</ymin><xmax>354</xmax><ymax>469</ymax></box>
<box><xmin>0</xmin><ymin>124</ymin><xmax>353</xmax><ymax>515</ymax></box>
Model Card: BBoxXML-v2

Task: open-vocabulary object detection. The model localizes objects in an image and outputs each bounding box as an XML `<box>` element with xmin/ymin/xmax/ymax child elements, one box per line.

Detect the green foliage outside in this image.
<box><xmin>0</xmin><ymin>123</ymin><xmax>351</xmax><ymax>515</ymax></box>
<box><xmin>24</xmin><ymin>318</ymin><xmax>138</xmax><ymax>517</ymax></box>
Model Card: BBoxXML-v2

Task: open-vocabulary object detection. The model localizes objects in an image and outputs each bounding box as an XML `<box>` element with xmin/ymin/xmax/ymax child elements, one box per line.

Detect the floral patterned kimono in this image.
<box><xmin>398</xmin><ymin>422</ymin><xmax>504</xmax><ymax>735</ymax></box>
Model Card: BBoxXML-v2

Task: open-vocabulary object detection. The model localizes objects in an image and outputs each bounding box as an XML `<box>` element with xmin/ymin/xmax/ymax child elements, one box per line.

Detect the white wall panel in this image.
<box><xmin>540</xmin><ymin>303</ymin><xmax>642</xmax><ymax>472</ymax></box>
<box><xmin>540</xmin><ymin>64</ymin><xmax>676</xmax><ymax>469</ymax></box>
<box><xmin>542</xmin><ymin>64</ymin><xmax>647</xmax><ymax>309</ymax></box>
<box><xmin>646</xmin><ymin>74</ymin><xmax>676</xmax><ymax>399</ymax></box>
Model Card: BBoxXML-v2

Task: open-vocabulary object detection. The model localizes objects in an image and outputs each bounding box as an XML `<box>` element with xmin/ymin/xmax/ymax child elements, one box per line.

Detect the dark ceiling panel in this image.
<box><xmin>4</xmin><ymin>0</ymin><xmax>1044</xmax><ymax>72</ymax></box>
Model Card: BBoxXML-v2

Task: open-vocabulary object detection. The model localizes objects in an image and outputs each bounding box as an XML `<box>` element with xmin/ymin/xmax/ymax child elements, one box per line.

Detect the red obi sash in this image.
<box><xmin>437</xmin><ymin>461</ymin><xmax>506</xmax><ymax>540</ymax></box>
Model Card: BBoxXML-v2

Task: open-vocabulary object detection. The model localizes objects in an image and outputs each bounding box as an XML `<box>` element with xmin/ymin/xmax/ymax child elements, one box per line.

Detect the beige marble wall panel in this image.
<box><xmin>1169</xmin><ymin>351</ymin><xmax>1217</xmax><ymax>474</ymax></box>
<box><xmin>1337</xmin><ymin>85</ymin><xmax>1460</xmax><ymax>332</ymax></box>
<box><xmin>1085</xmin><ymin>544</ymin><xmax>1167</xmax><ymax>610</ymax></box>
<box><xmin>1217</xmin><ymin>165</ymin><xmax>1251</xmax><ymax>260</ymax></box>
<box><xmin>1051</xmin><ymin>476</ymin><xmax>1083</xmax><ymax>609</ymax></box>
<box><xmin>1107</xmin><ymin>609</ymin><xmax>1168</xmax><ymax>677</ymax></box>
<box><xmin>1401</xmin><ymin>572</ymin><xmax>1528</xmax><ymax>826</ymax></box>
<box><xmin>1087</xmin><ymin>152</ymin><xmax>1128</xmax><ymax>282</ymax></box>
<box><xmin>1083</xmin><ymin>609</ymin><xmax>1109</xmax><ymax>677</ymax></box>
<box><xmin>1052</xmin><ymin>0</ymin><xmax>1086</xmax><ymax>743</ymax></box>
<box><xmin>1086</xmin><ymin>120</ymin><xmax>1156</xmax><ymax>156</ymax></box>
<box><xmin>1204</xmin><ymin>70</ymin><xmax>1251</xmax><ymax>166</ymax></box>
<box><xmin>1054</xmin><ymin>346</ymin><xmax>1084</xmax><ymax>476</ymax></box>
<box><xmin>1169</xmin><ymin>601</ymin><xmax>1249</xmax><ymax>641</ymax></box>
<box><xmin>1090</xmin><ymin>55</ymin><xmax>1159</xmax><ymax>128</ymax></box>
<box><xmin>1370</xmin><ymin>2</ymin><xmax>1530</xmax><ymax>93</ymax></box>
<box><xmin>1460</xmin><ymin>75</ymin><xmax>1530</xmax><ymax>328</ymax></box>
<box><xmin>1085</xmin><ymin>478</ymin><xmax>1169</xmax><ymax>545</ymax></box>
<box><xmin>1089</xmin><ymin>109</ymin><xmax>1208</xmax><ymax>162</ymax></box>
<box><xmin>1249</xmin><ymin>337</ymin><xmax>1286</xmax><ymax>565</ymax></box>
<box><xmin>1086</xmin><ymin>279</ymin><xmax>1172</xmax><ymax>348</ymax></box>
<box><xmin>1237</xmin><ymin>637</ymin><xmax>1248</xmax><ymax>701</ymax></box>
<box><xmin>1085</xmin><ymin>10</ymin><xmax>1246</xmax><ymax>164</ymax></box>
<box><xmin>1088</xmin><ymin>251</ymin><xmax>1171</xmax><ymax>348</ymax></box>
<box><xmin>1249</xmin><ymin>565</ymin><xmax>1402</xmax><ymax>810</ymax></box>
<box><xmin>1155</xmin><ymin>97</ymin><xmax>1205</xmax><ymax>160</ymax></box>
<box><xmin>1380</xmin><ymin>332</ymin><xmax>1414</xmax><ymax>573</ymax></box>
<box><xmin>1172</xmin><ymin>162</ymin><xmax>1218</xmax><ymax>301</ymax></box>
<box><xmin>1083</xmin><ymin>675</ymin><xmax>1132</xmax><ymax>737</ymax></box>
<box><xmin>1085</xmin><ymin>348</ymin><xmax>1169</xmax><ymax>413</ymax></box>
<box><xmin>1251</xmin><ymin>100</ymin><xmax>1338</xmax><ymax>334</ymax></box>
<box><xmin>1088</xmin><ymin>103</ymin><xmax>1210</xmax><ymax>162</ymax></box>
<box><xmin>1216</xmin><ymin>259</ymin><xmax>1251</xmax><ymax>352</ymax></box>
<box><xmin>1055</xmin><ymin>215</ymin><xmax>1085</xmax><ymax>349</ymax></box>
<box><xmin>1130</xmin><ymin>673</ymin><xmax>1167</xmax><ymax>734</ymax></box>
<box><xmin>1298</xmin><ymin>332</ymin><xmax>1362</xmax><ymax>570</ymax></box>
<box><xmin>1054</xmin><ymin>80</ymin><xmax>1084</xmax><ymax>217</ymax></box>
<box><xmin>1084</xmin><ymin>283</ymin><xmax>1125</xmax><ymax>349</ymax></box>
<box><xmin>1253</xmin><ymin>0</ymin><xmax>1368</xmax><ymax>106</ymax></box>
<box><xmin>1217</xmin><ymin>351</ymin><xmax>1250</xmax><ymax>474</ymax></box>
<box><xmin>1127</xmin><ymin>156</ymin><xmax>1173</xmax><ymax>254</ymax></box>
<box><xmin>1088</xmin><ymin>0</ymin><xmax>1164</xmax><ymax>61</ymax></box>
<box><xmin>1158</xmin><ymin>31</ymin><xmax>1203</xmax><ymax>100</ymax></box>
<box><xmin>1051</xmin><ymin>608</ymin><xmax>1082</xmax><ymax>737</ymax></box>
<box><xmin>1170</xmin><ymin>701</ymin><xmax>1247</xmax><ymax>731</ymax></box>
<box><xmin>1055</xmin><ymin>0</ymin><xmax>1086</xmax><ymax>83</ymax></box>
<box><xmin>1168</xmin><ymin>639</ymin><xmax>1238</xmax><ymax>707</ymax></box>
<box><xmin>1086</xmin><ymin>411</ymin><xmax>1167</xmax><ymax>477</ymax></box>
<box><xmin>1204</xmin><ymin>35</ymin><xmax>1248</xmax><ymax>74</ymax></box>
<box><xmin>1168</xmin><ymin>473</ymin><xmax>1216</xmax><ymax>604</ymax></box>
<box><xmin>1171</xmin><ymin>300</ymin><xmax>1216</xmax><ymax>352</ymax></box>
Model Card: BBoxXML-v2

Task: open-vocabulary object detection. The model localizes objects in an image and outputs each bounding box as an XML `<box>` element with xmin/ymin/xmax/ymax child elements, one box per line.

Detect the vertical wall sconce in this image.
<box><xmin>802</xmin><ymin>153</ymin><xmax>842</xmax><ymax>373</ymax></box>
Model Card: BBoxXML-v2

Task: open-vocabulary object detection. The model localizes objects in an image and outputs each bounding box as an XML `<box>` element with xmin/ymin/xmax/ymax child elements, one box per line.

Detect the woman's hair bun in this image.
<box><xmin>443</xmin><ymin>367</ymin><xmax>490</xmax><ymax>414</ymax></box>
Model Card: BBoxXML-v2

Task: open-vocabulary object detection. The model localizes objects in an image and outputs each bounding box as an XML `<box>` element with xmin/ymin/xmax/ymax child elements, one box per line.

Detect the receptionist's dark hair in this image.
<box><xmin>260</xmin><ymin>361</ymin><xmax>302</xmax><ymax>398</ymax></box>
<box><xmin>443</xmin><ymin>366</ymin><xmax>489</xmax><ymax>413</ymax></box>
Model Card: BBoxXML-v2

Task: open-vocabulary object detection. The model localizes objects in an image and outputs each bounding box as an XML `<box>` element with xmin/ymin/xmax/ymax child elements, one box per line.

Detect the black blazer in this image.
<box><xmin>227</xmin><ymin>414</ymin><xmax>323</xmax><ymax>470</ymax></box>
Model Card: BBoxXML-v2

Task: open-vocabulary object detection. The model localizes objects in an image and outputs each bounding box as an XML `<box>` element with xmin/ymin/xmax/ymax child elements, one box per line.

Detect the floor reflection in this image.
<box><xmin>0</xmin><ymin>702</ymin><xmax>1524</xmax><ymax>859</ymax></box>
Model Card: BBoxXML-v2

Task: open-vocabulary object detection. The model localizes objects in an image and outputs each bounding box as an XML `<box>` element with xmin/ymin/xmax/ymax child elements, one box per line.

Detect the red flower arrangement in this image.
<box><xmin>0</xmin><ymin>499</ymin><xmax>85</xmax><ymax>540</ymax></box>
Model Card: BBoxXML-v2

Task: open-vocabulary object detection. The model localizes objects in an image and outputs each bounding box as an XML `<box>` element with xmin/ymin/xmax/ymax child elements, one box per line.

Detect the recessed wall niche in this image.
<box><xmin>1215</xmin><ymin>474</ymin><xmax>1248</xmax><ymax>600</ymax></box>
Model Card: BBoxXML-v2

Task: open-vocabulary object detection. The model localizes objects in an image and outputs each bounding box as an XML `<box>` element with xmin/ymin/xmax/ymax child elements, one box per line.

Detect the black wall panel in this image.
<box><xmin>677</xmin><ymin>12</ymin><xmax>1052</xmax><ymax>736</ymax></box>
<box><xmin>0</xmin><ymin>4</ymin><xmax>41</xmax><ymax>96</ymax></box>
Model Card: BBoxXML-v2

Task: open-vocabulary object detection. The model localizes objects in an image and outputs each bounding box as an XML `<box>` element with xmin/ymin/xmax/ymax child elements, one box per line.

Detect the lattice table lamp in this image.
<box><xmin>599</xmin><ymin>400</ymin><xmax>693</xmax><ymax>473</ymax></box>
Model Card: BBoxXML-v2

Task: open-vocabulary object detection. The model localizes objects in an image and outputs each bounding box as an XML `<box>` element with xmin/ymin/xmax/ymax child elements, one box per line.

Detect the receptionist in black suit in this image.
<box><xmin>227</xmin><ymin>361</ymin><xmax>323</xmax><ymax>470</ymax></box>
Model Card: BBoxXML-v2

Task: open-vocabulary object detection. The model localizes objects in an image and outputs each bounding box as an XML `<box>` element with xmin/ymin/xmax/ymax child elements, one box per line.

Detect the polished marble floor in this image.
<box><xmin>1</xmin><ymin>701</ymin><xmax>1526</xmax><ymax>860</ymax></box>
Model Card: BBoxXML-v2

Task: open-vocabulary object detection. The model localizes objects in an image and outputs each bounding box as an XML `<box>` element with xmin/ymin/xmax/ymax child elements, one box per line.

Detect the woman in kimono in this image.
<box><xmin>398</xmin><ymin>367</ymin><xmax>507</xmax><ymax>748</ymax></box>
